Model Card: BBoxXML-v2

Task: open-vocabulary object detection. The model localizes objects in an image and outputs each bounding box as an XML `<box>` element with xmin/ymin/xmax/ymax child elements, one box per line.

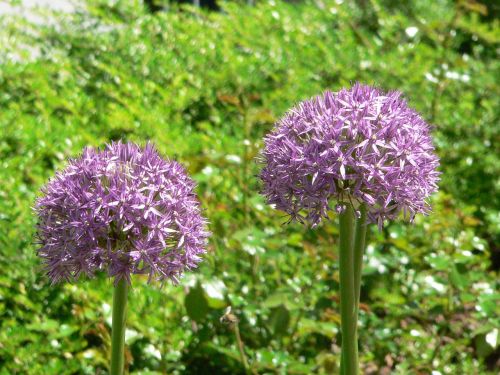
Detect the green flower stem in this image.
<box><xmin>233</xmin><ymin>322</ymin><xmax>251</xmax><ymax>374</ymax></box>
<box><xmin>110</xmin><ymin>278</ymin><xmax>128</xmax><ymax>375</ymax></box>
<box><xmin>338</xmin><ymin>204</ymin><xmax>358</xmax><ymax>375</ymax></box>
<box><xmin>353</xmin><ymin>204</ymin><xmax>367</xmax><ymax>318</ymax></box>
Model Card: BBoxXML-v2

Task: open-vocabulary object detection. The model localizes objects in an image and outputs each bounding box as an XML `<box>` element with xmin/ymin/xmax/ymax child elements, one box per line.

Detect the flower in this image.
<box><xmin>259</xmin><ymin>83</ymin><xmax>440</xmax><ymax>227</ymax></box>
<box><xmin>35</xmin><ymin>141</ymin><xmax>209</xmax><ymax>284</ymax></box>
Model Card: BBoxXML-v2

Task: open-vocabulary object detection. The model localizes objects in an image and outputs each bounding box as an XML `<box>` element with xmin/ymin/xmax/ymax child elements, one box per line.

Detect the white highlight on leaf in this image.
<box><xmin>486</xmin><ymin>329</ymin><xmax>498</xmax><ymax>348</ymax></box>
<box><xmin>405</xmin><ymin>27</ymin><xmax>418</xmax><ymax>38</ymax></box>
<box><xmin>226</xmin><ymin>155</ymin><xmax>242</xmax><ymax>164</ymax></box>
<box><xmin>424</xmin><ymin>275</ymin><xmax>446</xmax><ymax>293</ymax></box>
<box><xmin>145</xmin><ymin>344</ymin><xmax>162</xmax><ymax>360</ymax></box>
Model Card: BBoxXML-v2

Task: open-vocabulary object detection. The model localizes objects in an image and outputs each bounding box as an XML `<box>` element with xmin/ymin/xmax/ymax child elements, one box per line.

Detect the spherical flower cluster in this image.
<box><xmin>35</xmin><ymin>142</ymin><xmax>209</xmax><ymax>284</ymax></box>
<box><xmin>260</xmin><ymin>83</ymin><xmax>440</xmax><ymax>227</ymax></box>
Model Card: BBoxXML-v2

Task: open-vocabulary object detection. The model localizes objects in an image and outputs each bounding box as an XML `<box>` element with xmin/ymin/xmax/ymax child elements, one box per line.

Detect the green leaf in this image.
<box><xmin>474</xmin><ymin>333</ymin><xmax>495</xmax><ymax>358</ymax></box>
<box><xmin>185</xmin><ymin>283</ymin><xmax>209</xmax><ymax>322</ymax></box>
<box><xmin>203</xmin><ymin>279</ymin><xmax>226</xmax><ymax>309</ymax></box>
<box><xmin>298</xmin><ymin>318</ymin><xmax>338</xmax><ymax>339</ymax></box>
<box><xmin>262</xmin><ymin>292</ymin><xmax>299</xmax><ymax>310</ymax></box>
<box><xmin>449</xmin><ymin>264</ymin><xmax>468</xmax><ymax>289</ymax></box>
<box><xmin>267</xmin><ymin>304</ymin><xmax>290</xmax><ymax>336</ymax></box>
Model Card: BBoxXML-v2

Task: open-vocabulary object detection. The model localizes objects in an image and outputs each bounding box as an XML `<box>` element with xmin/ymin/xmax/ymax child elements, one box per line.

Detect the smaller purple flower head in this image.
<box><xmin>35</xmin><ymin>141</ymin><xmax>209</xmax><ymax>284</ymax></box>
<box><xmin>259</xmin><ymin>83</ymin><xmax>440</xmax><ymax>227</ymax></box>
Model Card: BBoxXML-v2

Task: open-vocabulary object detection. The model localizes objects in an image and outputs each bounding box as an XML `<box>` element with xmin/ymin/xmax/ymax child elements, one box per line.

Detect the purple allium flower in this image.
<box><xmin>260</xmin><ymin>83</ymin><xmax>440</xmax><ymax>227</ymax></box>
<box><xmin>35</xmin><ymin>141</ymin><xmax>209</xmax><ymax>284</ymax></box>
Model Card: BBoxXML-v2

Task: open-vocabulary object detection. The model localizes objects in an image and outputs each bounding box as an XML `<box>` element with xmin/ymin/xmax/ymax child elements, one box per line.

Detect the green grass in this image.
<box><xmin>0</xmin><ymin>0</ymin><xmax>499</xmax><ymax>373</ymax></box>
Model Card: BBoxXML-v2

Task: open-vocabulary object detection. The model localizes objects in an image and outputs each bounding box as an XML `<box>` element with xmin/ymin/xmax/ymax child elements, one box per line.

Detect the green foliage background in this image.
<box><xmin>0</xmin><ymin>0</ymin><xmax>499</xmax><ymax>373</ymax></box>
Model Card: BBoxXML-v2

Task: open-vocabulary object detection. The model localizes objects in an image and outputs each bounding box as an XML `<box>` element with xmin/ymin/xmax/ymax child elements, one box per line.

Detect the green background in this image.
<box><xmin>0</xmin><ymin>0</ymin><xmax>499</xmax><ymax>373</ymax></box>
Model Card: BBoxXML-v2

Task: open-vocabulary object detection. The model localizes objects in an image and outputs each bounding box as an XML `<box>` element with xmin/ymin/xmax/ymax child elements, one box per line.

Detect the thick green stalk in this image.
<box><xmin>338</xmin><ymin>204</ymin><xmax>358</xmax><ymax>375</ymax></box>
<box><xmin>110</xmin><ymin>279</ymin><xmax>128</xmax><ymax>375</ymax></box>
<box><xmin>353</xmin><ymin>204</ymin><xmax>367</xmax><ymax>317</ymax></box>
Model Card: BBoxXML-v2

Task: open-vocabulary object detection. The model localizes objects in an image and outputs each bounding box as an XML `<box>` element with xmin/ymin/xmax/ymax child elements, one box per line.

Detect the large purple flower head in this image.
<box><xmin>260</xmin><ymin>83</ymin><xmax>440</xmax><ymax>227</ymax></box>
<box><xmin>35</xmin><ymin>141</ymin><xmax>209</xmax><ymax>284</ymax></box>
